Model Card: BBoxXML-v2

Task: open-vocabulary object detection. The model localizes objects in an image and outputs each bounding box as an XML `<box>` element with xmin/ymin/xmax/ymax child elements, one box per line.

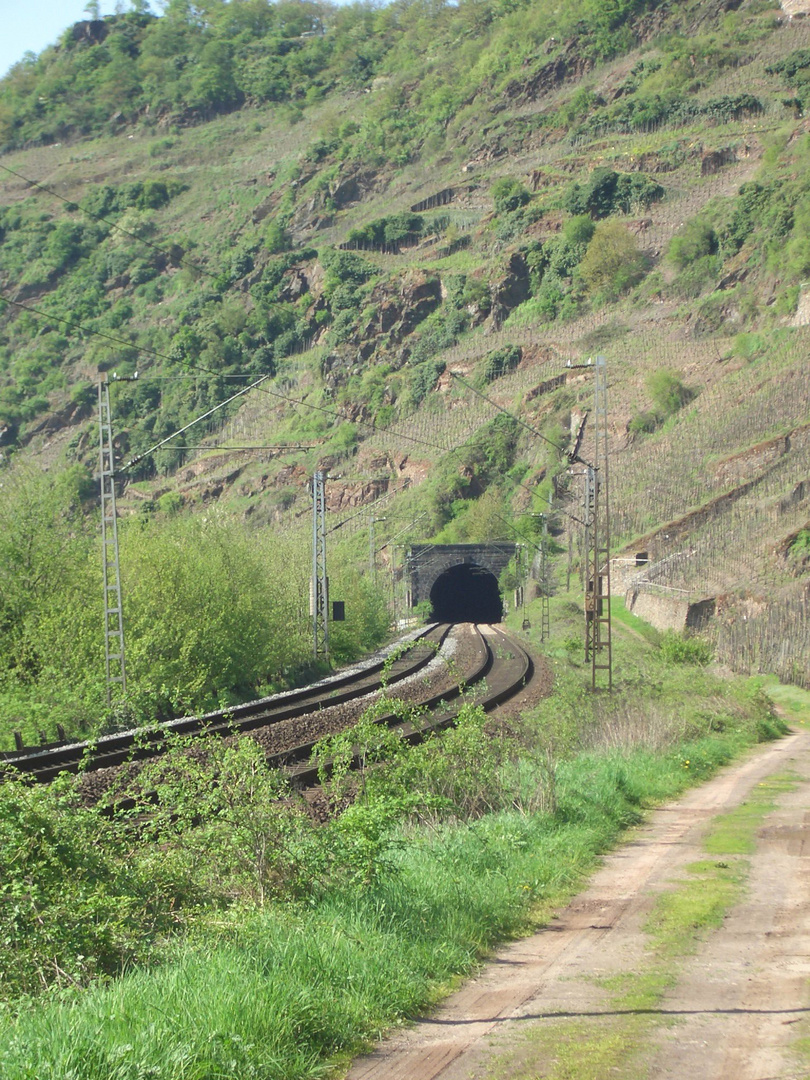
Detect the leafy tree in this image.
<box><xmin>564</xmin><ymin>169</ymin><xmax>664</xmax><ymax>219</ymax></box>
<box><xmin>578</xmin><ymin>220</ymin><xmax>647</xmax><ymax>297</ymax></box>
<box><xmin>669</xmin><ymin>219</ymin><xmax>718</xmax><ymax>268</ymax></box>
<box><xmin>647</xmin><ymin>368</ymin><xmax>693</xmax><ymax>416</ymax></box>
<box><xmin>491</xmin><ymin>178</ymin><xmax>531</xmax><ymax>215</ymax></box>
<box><xmin>482</xmin><ymin>344</ymin><xmax>521</xmax><ymax>383</ymax></box>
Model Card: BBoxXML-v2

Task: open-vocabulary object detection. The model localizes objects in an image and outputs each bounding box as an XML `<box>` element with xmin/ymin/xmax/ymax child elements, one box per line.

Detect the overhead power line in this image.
<box><xmin>0</xmin><ymin>291</ymin><xmax>465</xmax><ymax>460</ymax></box>
<box><xmin>1</xmin><ymin>285</ymin><xmax>585</xmax><ymax>528</ymax></box>
<box><xmin>0</xmin><ymin>279</ymin><xmax>584</xmax><ymax>530</ymax></box>
<box><xmin>449</xmin><ymin>369</ymin><xmax>569</xmax><ymax>456</ymax></box>
<box><xmin>0</xmin><ymin>292</ymin><xmax>254</xmax><ymax>376</ymax></box>
<box><xmin>118</xmin><ymin>375</ymin><xmax>272</xmax><ymax>472</ymax></box>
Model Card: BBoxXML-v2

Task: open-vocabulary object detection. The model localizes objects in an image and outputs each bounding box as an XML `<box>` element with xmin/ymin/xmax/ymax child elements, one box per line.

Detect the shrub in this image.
<box><xmin>482</xmin><ymin>344</ymin><xmax>521</xmax><ymax>383</ymax></box>
<box><xmin>491</xmin><ymin>178</ymin><xmax>531</xmax><ymax>215</ymax></box>
<box><xmin>563</xmin><ymin>214</ymin><xmax>596</xmax><ymax>247</ymax></box>
<box><xmin>668</xmin><ymin>220</ymin><xmax>718</xmax><ymax>269</ymax></box>
<box><xmin>264</xmin><ymin>219</ymin><xmax>291</xmax><ymax>254</ymax></box>
<box><xmin>659</xmin><ymin>630</ymin><xmax>713</xmax><ymax>666</ymax></box>
<box><xmin>628</xmin><ymin>410</ymin><xmax>659</xmax><ymax>435</ymax></box>
<box><xmin>578</xmin><ymin>221</ymin><xmax>647</xmax><ymax>297</ymax></box>
<box><xmin>564</xmin><ymin>169</ymin><xmax>664</xmax><ymax>219</ymax></box>
<box><xmin>648</xmin><ymin>368</ymin><xmax>693</xmax><ymax>415</ymax></box>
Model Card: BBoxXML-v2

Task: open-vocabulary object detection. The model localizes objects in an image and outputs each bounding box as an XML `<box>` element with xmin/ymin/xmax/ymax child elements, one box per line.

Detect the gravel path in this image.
<box><xmin>343</xmin><ymin>729</ymin><xmax>810</xmax><ymax>1080</ymax></box>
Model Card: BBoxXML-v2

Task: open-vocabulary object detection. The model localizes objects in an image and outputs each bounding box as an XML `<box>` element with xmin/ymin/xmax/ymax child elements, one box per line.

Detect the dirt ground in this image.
<box><xmin>344</xmin><ymin>728</ymin><xmax>810</xmax><ymax>1080</ymax></box>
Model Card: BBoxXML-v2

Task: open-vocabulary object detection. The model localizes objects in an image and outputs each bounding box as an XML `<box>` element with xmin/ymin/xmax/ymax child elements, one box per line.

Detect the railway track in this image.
<box><xmin>282</xmin><ymin>622</ymin><xmax>534</xmax><ymax>787</ymax></box>
<box><xmin>1</xmin><ymin>623</ymin><xmax>451</xmax><ymax>783</ymax></box>
<box><xmin>1</xmin><ymin>623</ymin><xmax>533</xmax><ymax>790</ymax></box>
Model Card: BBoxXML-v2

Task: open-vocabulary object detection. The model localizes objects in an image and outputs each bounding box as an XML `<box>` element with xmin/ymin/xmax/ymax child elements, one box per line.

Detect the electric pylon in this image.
<box><xmin>584</xmin><ymin>356</ymin><xmax>612</xmax><ymax>689</ymax></box>
<box><xmin>98</xmin><ymin>378</ymin><xmax>127</xmax><ymax>705</ymax></box>
<box><xmin>539</xmin><ymin>514</ymin><xmax>551</xmax><ymax>643</ymax></box>
<box><xmin>312</xmin><ymin>470</ymin><xmax>329</xmax><ymax>661</ymax></box>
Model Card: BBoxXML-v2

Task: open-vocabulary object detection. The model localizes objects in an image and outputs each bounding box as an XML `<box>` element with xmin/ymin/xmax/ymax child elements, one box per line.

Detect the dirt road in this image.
<box><xmin>345</xmin><ymin>729</ymin><xmax>810</xmax><ymax>1080</ymax></box>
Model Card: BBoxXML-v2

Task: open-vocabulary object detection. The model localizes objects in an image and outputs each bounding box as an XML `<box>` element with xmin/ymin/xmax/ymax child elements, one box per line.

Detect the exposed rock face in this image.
<box><xmin>503</xmin><ymin>38</ymin><xmax>595</xmax><ymax>102</ymax></box>
<box><xmin>0</xmin><ymin>421</ymin><xmax>17</xmax><ymax>448</ymax></box>
<box><xmin>278</xmin><ymin>268</ymin><xmax>310</xmax><ymax>302</ymax></box>
<box><xmin>782</xmin><ymin>0</ymin><xmax>810</xmax><ymax>18</ymax></box>
<box><xmin>329</xmin><ymin>169</ymin><xmax>380</xmax><ymax>210</ymax></box>
<box><xmin>488</xmin><ymin>253</ymin><xmax>530</xmax><ymax>328</ymax></box>
<box><xmin>18</xmin><ymin>401</ymin><xmax>93</xmax><ymax>446</ymax></box>
<box><xmin>374</xmin><ymin>273</ymin><xmax>442</xmax><ymax>343</ymax></box>
<box><xmin>70</xmin><ymin>20</ymin><xmax>109</xmax><ymax>46</ymax></box>
<box><xmin>701</xmin><ymin>147</ymin><xmax>738</xmax><ymax>176</ymax></box>
<box><xmin>321</xmin><ymin>351</ymin><xmax>356</xmax><ymax>392</ymax></box>
<box><xmin>326</xmin><ymin>476</ymin><xmax>390</xmax><ymax>512</ymax></box>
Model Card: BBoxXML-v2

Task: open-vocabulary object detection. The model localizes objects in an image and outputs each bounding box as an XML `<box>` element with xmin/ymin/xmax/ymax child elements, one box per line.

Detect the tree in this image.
<box><xmin>647</xmin><ymin>369</ymin><xmax>693</xmax><ymax>415</ymax></box>
<box><xmin>578</xmin><ymin>220</ymin><xmax>647</xmax><ymax>298</ymax></box>
<box><xmin>491</xmin><ymin>178</ymin><xmax>531</xmax><ymax>215</ymax></box>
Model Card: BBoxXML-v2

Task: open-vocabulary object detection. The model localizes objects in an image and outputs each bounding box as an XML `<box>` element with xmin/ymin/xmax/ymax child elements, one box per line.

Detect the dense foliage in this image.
<box><xmin>0</xmin><ymin>594</ymin><xmax>787</xmax><ymax>1079</ymax></box>
<box><xmin>0</xmin><ymin>0</ymin><xmax>668</xmax><ymax>152</ymax></box>
<box><xmin>0</xmin><ymin>463</ymin><xmax>390</xmax><ymax>747</ymax></box>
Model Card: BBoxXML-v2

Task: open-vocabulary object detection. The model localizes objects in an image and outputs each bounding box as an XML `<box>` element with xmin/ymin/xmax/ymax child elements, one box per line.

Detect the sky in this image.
<box><xmin>1</xmin><ymin>1</ymin><xmax>128</xmax><ymax>79</ymax></box>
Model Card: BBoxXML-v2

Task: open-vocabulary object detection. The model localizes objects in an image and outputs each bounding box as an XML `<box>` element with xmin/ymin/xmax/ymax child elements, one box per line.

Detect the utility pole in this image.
<box><xmin>369</xmin><ymin>515</ymin><xmax>386</xmax><ymax>582</ymax></box>
<box><xmin>539</xmin><ymin>513</ymin><xmax>551</xmax><ymax>643</ymax></box>
<box><xmin>96</xmin><ymin>371</ymin><xmax>280</xmax><ymax>698</ymax></box>
<box><xmin>98</xmin><ymin>375</ymin><xmax>131</xmax><ymax>706</ymax></box>
<box><xmin>569</xmin><ymin>356</ymin><xmax>613</xmax><ymax>689</ymax></box>
<box><xmin>312</xmin><ymin>470</ymin><xmax>329</xmax><ymax>662</ymax></box>
<box><xmin>584</xmin><ymin>357</ymin><xmax>612</xmax><ymax>689</ymax></box>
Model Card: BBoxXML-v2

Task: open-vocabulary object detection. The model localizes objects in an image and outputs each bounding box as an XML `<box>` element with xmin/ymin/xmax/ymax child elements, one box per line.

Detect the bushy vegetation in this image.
<box><xmin>564</xmin><ymin>169</ymin><xmax>664</xmax><ymax>219</ymax></box>
<box><xmin>481</xmin><ymin>343</ymin><xmax>521</xmax><ymax>383</ymax></box>
<box><xmin>0</xmin><ymin>589</ymin><xmax>785</xmax><ymax>1077</ymax></box>
<box><xmin>0</xmin><ymin>463</ymin><xmax>390</xmax><ymax>747</ymax></box>
<box><xmin>578</xmin><ymin>220</ymin><xmax>647</xmax><ymax>299</ymax></box>
<box><xmin>629</xmin><ymin>368</ymin><xmax>694</xmax><ymax>435</ymax></box>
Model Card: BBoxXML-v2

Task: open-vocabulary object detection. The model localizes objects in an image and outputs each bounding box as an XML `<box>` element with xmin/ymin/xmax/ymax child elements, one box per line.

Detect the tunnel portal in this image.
<box><xmin>429</xmin><ymin>563</ymin><xmax>503</xmax><ymax>623</ymax></box>
<box><xmin>405</xmin><ymin>543</ymin><xmax>517</xmax><ymax>623</ymax></box>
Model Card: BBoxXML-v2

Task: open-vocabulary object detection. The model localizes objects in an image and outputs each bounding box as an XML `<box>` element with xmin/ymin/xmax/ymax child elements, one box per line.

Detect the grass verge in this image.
<box><xmin>0</xmin><ymin>725</ymin><xmax>785</xmax><ymax>1080</ymax></box>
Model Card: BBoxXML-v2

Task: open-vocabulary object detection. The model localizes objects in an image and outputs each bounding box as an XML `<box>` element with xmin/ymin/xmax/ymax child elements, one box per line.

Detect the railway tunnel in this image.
<box><xmin>429</xmin><ymin>563</ymin><xmax>503</xmax><ymax>622</ymax></box>
<box><xmin>405</xmin><ymin>542</ymin><xmax>517</xmax><ymax>623</ymax></box>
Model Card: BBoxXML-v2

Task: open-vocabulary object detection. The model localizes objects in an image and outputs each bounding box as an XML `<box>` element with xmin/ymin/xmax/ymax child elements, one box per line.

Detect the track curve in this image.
<box><xmin>1</xmin><ymin>623</ymin><xmax>452</xmax><ymax>783</ymax></box>
<box><xmin>2</xmin><ymin>623</ymin><xmax>535</xmax><ymax>794</ymax></box>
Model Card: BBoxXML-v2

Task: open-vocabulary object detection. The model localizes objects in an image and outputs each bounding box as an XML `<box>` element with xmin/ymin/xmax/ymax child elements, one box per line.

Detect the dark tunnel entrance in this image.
<box><xmin>429</xmin><ymin>563</ymin><xmax>503</xmax><ymax>623</ymax></box>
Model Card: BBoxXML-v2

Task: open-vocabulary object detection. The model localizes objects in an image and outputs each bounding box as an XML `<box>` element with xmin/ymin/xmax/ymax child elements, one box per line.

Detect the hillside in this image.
<box><xmin>1</xmin><ymin>0</ymin><xmax>809</xmax><ymax>737</ymax></box>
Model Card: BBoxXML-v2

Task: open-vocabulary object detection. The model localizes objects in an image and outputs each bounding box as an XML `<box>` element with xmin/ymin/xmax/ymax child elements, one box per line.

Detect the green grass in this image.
<box><xmin>756</xmin><ymin>676</ymin><xmax>810</xmax><ymax>726</ymax></box>
<box><xmin>0</xmin><ymin>723</ymin><xmax>784</xmax><ymax>1080</ymax></box>
<box><xmin>609</xmin><ymin>596</ymin><xmax>661</xmax><ymax>646</ymax></box>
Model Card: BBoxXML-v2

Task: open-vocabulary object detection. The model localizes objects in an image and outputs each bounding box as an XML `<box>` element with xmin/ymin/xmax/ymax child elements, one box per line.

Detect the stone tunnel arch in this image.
<box><xmin>405</xmin><ymin>543</ymin><xmax>516</xmax><ymax>623</ymax></box>
<box><xmin>429</xmin><ymin>562</ymin><xmax>503</xmax><ymax>622</ymax></box>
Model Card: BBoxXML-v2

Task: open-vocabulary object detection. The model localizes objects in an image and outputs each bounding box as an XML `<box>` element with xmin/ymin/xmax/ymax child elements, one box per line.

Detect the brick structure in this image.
<box><xmin>405</xmin><ymin>543</ymin><xmax>517</xmax><ymax>616</ymax></box>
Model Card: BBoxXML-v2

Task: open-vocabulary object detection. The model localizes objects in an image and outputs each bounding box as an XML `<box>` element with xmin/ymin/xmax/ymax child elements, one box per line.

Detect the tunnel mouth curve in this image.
<box><xmin>429</xmin><ymin>562</ymin><xmax>503</xmax><ymax>623</ymax></box>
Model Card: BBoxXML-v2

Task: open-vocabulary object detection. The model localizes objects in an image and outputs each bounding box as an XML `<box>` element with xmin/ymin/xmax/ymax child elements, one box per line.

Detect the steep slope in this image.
<box><xmin>0</xmin><ymin>0</ymin><xmax>808</xmax><ymax>703</ymax></box>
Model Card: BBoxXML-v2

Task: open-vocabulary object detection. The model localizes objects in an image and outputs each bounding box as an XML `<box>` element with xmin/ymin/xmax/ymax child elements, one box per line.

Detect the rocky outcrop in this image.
<box><xmin>18</xmin><ymin>400</ymin><xmax>93</xmax><ymax>447</ymax></box>
<box><xmin>701</xmin><ymin>147</ymin><xmax>738</xmax><ymax>176</ymax></box>
<box><xmin>503</xmin><ymin>38</ymin><xmax>595</xmax><ymax>103</ymax></box>
<box><xmin>488</xmin><ymin>253</ymin><xmax>530</xmax><ymax>329</ymax></box>
<box><xmin>374</xmin><ymin>273</ymin><xmax>442</xmax><ymax>343</ymax></box>
<box><xmin>70</xmin><ymin>20</ymin><xmax>109</xmax><ymax>46</ymax></box>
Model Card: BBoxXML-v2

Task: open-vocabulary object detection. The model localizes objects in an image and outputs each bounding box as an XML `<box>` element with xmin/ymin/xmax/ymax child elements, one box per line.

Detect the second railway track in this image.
<box><xmin>2</xmin><ymin>623</ymin><xmax>535</xmax><ymax>795</ymax></box>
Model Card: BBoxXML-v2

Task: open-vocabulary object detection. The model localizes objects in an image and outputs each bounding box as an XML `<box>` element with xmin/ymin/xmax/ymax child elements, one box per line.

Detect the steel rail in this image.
<box><xmin>280</xmin><ymin>623</ymin><xmax>533</xmax><ymax>787</ymax></box>
<box><xmin>1</xmin><ymin>624</ymin><xmax>451</xmax><ymax>783</ymax></box>
<box><xmin>96</xmin><ymin>624</ymin><xmax>534</xmax><ymax>816</ymax></box>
